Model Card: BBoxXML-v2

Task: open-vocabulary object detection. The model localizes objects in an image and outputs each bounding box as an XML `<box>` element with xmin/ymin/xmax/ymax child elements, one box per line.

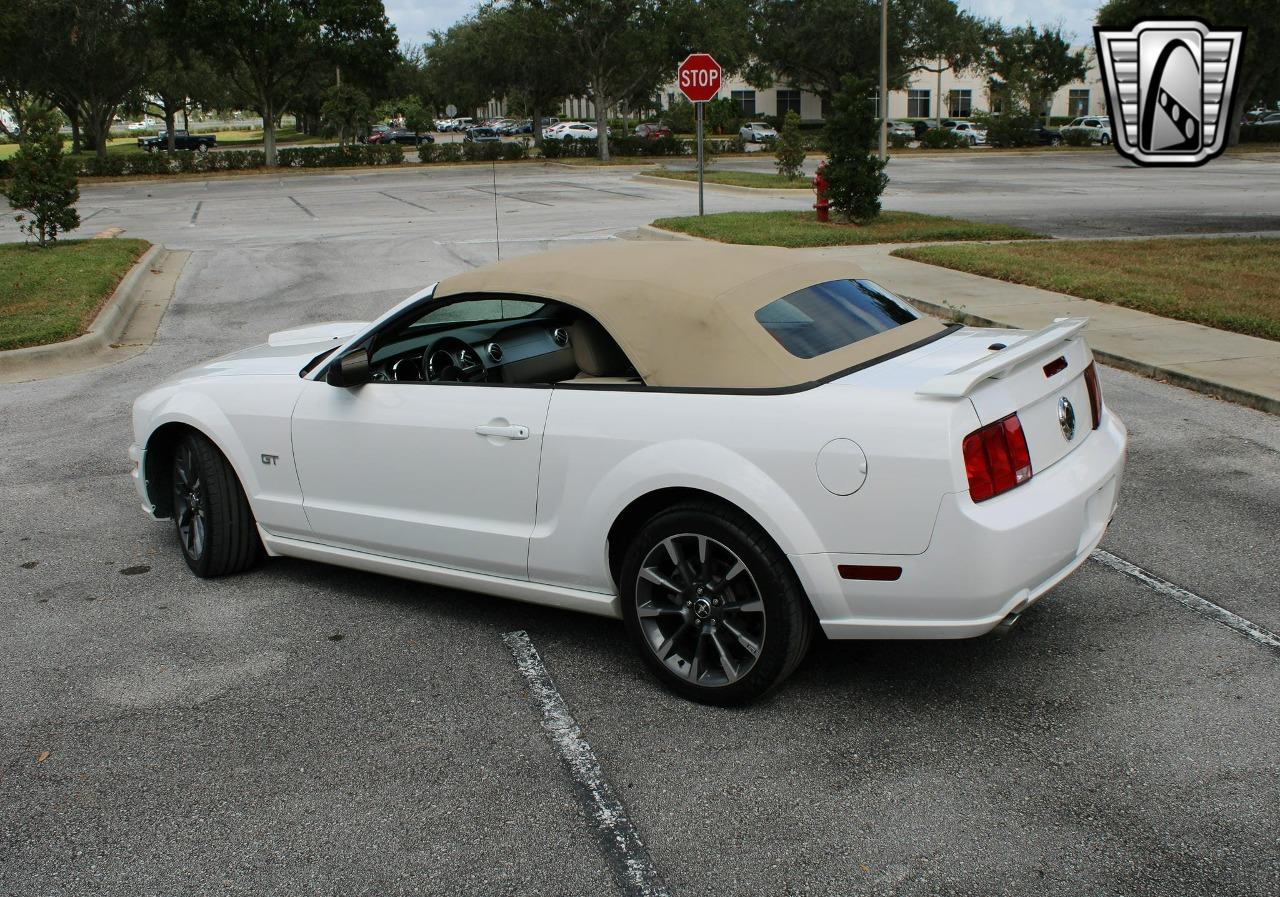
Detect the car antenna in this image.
<box><xmin>491</xmin><ymin>159</ymin><xmax>501</xmax><ymax>261</ymax></box>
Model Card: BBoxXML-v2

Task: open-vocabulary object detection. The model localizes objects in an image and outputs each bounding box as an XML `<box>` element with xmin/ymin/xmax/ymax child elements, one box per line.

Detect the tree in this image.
<box><xmin>50</xmin><ymin>0</ymin><xmax>156</xmax><ymax>160</ymax></box>
<box><xmin>985</xmin><ymin>24</ymin><xmax>1088</xmax><ymax>125</ymax></box>
<box><xmin>774</xmin><ymin>110</ymin><xmax>806</xmax><ymax>178</ymax></box>
<box><xmin>186</xmin><ymin>0</ymin><xmax>398</xmax><ymax>165</ymax></box>
<box><xmin>321</xmin><ymin>82</ymin><xmax>372</xmax><ymax>145</ymax></box>
<box><xmin>425</xmin><ymin>18</ymin><xmax>498</xmax><ymax>122</ymax></box>
<box><xmin>4</xmin><ymin>105</ymin><xmax>80</xmax><ymax>247</ymax></box>
<box><xmin>0</xmin><ymin>0</ymin><xmax>154</xmax><ymax>157</ymax></box>
<box><xmin>821</xmin><ymin>76</ymin><xmax>888</xmax><ymax>222</ymax></box>
<box><xmin>530</xmin><ymin>0</ymin><xmax>751</xmax><ymax>160</ymax></box>
<box><xmin>1097</xmin><ymin>0</ymin><xmax>1279</xmax><ymax>146</ymax></box>
<box><xmin>752</xmin><ymin>0</ymin><xmax>990</xmax><ymax>105</ymax></box>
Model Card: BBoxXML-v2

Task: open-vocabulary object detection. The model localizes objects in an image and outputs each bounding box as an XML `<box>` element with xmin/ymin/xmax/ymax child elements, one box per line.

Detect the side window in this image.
<box><xmin>360</xmin><ymin>294</ymin><xmax>633</xmax><ymax>387</ymax></box>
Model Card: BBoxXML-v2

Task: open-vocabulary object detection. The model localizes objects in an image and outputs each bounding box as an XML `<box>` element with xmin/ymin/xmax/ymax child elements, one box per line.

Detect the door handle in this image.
<box><xmin>475</xmin><ymin>424</ymin><xmax>529</xmax><ymax>440</ymax></box>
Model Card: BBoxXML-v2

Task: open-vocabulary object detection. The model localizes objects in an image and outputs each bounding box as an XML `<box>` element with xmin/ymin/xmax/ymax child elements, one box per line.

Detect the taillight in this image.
<box><xmin>1083</xmin><ymin>361</ymin><xmax>1102</xmax><ymax>429</ymax></box>
<box><xmin>963</xmin><ymin>413</ymin><xmax>1033</xmax><ymax>502</ymax></box>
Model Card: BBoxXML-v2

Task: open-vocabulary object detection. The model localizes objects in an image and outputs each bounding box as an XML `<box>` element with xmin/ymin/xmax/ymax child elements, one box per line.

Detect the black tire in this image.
<box><xmin>171</xmin><ymin>432</ymin><xmax>261</xmax><ymax>578</ymax></box>
<box><xmin>1101</xmin><ymin>134</ymin><xmax>1111</xmax><ymax>145</ymax></box>
<box><xmin>619</xmin><ymin>501</ymin><xmax>815</xmax><ymax>705</ymax></box>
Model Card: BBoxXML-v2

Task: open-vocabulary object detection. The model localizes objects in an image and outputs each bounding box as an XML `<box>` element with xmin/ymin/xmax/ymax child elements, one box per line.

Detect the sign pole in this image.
<box><xmin>696</xmin><ymin>101</ymin><xmax>705</xmax><ymax>216</ymax></box>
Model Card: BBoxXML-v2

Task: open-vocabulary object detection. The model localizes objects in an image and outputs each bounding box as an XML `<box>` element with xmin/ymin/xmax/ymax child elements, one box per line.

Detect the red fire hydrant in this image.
<box><xmin>812</xmin><ymin>161</ymin><xmax>830</xmax><ymax>223</ymax></box>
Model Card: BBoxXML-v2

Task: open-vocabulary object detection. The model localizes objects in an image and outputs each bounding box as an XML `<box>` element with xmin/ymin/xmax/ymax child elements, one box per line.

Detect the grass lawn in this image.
<box><xmin>893</xmin><ymin>238</ymin><xmax>1280</xmax><ymax>341</ymax></box>
<box><xmin>651</xmin><ymin>210</ymin><xmax>1045</xmax><ymax>247</ymax></box>
<box><xmin>0</xmin><ymin>238</ymin><xmax>151</xmax><ymax>351</ymax></box>
<box><xmin>646</xmin><ymin>168</ymin><xmax>810</xmax><ymax>189</ymax></box>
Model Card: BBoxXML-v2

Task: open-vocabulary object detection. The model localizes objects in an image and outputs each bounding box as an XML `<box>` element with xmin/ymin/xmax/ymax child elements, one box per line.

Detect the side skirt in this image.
<box><xmin>258</xmin><ymin>528</ymin><xmax>622</xmax><ymax>619</ymax></box>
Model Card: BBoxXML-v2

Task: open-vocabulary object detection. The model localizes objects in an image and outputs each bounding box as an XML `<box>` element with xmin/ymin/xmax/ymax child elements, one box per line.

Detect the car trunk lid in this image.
<box><xmin>916</xmin><ymin>318</ymin><xmax>1096</xmax><ymax>473</ymax></box>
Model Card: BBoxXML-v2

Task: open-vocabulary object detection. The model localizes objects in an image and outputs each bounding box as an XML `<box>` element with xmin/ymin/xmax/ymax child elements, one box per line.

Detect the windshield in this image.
<box><xmin>755</xmin><ymin>279</ymin><xmax>918</xmax><ymax>359</ymax></box>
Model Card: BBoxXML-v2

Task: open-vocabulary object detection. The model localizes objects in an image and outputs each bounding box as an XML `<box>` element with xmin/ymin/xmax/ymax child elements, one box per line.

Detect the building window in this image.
<box><xmin>667</xmin><ymin>91</ymin><xmax>675</xmax><ymax>109</ymax></box>
<box><xmin>1069</xmin><ymin>89</ymin><xmax>1090</xmax><ymax>117</ymax></box>
<box><xmin>907</xmin><ymin>89</ymin><xmax>930</xmax><ymax>118</ymax></box>
<box><xmin>731</xmin><ymin>90</ymin><xmax>756</xmax><ymax>116</ymax></box>
<box><xmin>948</xmin><ymin>89</ymin><xmax>972</xmax><ymax>118</ymax></box>
<box><xmin>776</xmin><ymin>89</ymin><xmax>801</xmax><ymax>118</ymax></box>
<box><xmin>991</xmin><ymin>96</ymin><xmax>1004</xmax><ymax>115</ymax></box>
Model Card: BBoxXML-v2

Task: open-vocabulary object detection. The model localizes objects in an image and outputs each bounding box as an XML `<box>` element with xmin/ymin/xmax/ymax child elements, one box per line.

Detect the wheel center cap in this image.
<box><xmin>693</xmin><ymin>597</ymin><xmax>713</xmax><ymax>619</ymax></box>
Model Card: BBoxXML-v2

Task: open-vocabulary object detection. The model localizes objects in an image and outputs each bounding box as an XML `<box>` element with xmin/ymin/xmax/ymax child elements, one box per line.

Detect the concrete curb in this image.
<box><xmin>617</xmin><ymin>224</ymin><xmax>699</xmax><ymax>242</ymax></box>
<box><xmin>899</xmin><ymin>294</ymin><xmax>1280</xmax><ymax>417</ymax></box>
<box><xmin>633</xmin><ymin>173</ymin><xmax>810</xmax><ymax>197</ymax></box>
<box><xmin>0</xmin><ymin>244</ymin><xmax>187</xmax><ymax>383</ymax></box>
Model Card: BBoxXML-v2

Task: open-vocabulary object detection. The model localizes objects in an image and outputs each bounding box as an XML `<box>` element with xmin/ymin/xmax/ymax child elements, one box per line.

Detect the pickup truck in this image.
<box><xmin>137</xmin><ymin>130</ymin><xmax>217</xmax><ymax>152</ymax></box>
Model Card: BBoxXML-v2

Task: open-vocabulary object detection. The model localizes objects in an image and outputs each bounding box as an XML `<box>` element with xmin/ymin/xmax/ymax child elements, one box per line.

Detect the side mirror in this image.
<box><xmin>325</xmin><ymin>347</ymin><xmax>372</xmax><ymax>388</ymax></box>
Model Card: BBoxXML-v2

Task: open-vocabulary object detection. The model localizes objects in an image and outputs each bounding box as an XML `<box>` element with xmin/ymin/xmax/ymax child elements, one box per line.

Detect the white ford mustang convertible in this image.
<box><xmin>131</xmin><ymin>242</ymin><xmax>1126</xmax><ymax>703</ymax></box>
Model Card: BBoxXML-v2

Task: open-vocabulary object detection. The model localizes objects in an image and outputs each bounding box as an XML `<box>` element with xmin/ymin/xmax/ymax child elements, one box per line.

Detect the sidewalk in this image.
<box><xmin>815</xmin><ymin>244</ymin><xmax>1280</xmax><ymax>414</ymax></box>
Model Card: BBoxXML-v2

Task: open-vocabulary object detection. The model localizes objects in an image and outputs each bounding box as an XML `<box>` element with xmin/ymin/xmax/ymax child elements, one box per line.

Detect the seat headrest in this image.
<box><xmin>571</xmin><ymin>317</ymin><xmax>632</xmax><ymax>377</ymax></box>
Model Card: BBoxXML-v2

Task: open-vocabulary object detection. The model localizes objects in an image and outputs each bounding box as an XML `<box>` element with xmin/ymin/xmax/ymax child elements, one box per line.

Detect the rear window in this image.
<box><xmin>755</xmin><ymin>279</ymin><xmax>918</xmax><ymax>359</ymax></box>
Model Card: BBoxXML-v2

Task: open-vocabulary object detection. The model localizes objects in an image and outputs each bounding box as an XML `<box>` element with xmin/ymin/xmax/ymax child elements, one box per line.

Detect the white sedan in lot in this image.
<box><xmin>130</xmin><ymin>243</ymin><xmax>1126</xmax><ymax>703</ymax></box>
<box><xmin>543</xmin><ymin>121</ymin><xmax>598</xmax><ymax>140</ymax></box>
<box><xmin>949</xmin><ymin>121</ymin><xmax>988</xmax><ymax>145</ymax></box>
<box><xmin>1062</xmin><ymin>116</ymin><xmax>1113</xmax><ymax>144</ymax></box>
<box><xmin>739</xmin><ymin>122</ymin><xmax>779</xmax><ymax>142</ymax></box>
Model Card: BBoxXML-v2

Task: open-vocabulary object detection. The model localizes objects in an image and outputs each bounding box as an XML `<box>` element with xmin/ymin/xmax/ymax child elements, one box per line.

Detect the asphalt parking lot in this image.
<box><xmin>2</xmin><ymin>154</ymin><xmax>1279</xmax><ymax>896</ymax></box>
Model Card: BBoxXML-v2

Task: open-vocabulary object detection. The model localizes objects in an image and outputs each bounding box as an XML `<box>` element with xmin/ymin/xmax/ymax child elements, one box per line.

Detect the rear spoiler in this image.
<box><xmin>916</xmin><ymin>317</ymin><xmax>1089</xmax><ymax>398</ymax></box>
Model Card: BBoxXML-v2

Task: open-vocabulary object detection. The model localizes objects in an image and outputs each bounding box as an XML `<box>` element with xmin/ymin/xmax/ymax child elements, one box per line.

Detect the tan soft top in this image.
<box><xmin>434</xmin><ymin>242</ymin><xmax>944</xmax><ymax>388</ymax></box>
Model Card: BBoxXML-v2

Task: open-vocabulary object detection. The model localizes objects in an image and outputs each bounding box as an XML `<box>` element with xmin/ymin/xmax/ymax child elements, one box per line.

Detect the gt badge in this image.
<box><xmin>1094</xmin><ymin>18</ymin><xmax>1246</xmax><ymax>167</ymax></box>
<box><xmin>1058</xmin><ymin>397</ymin><xmax>1077</xmax><ymax>442</ymax></box>
<box><xmin>261</xmin><ymin>454</ymin><xmax>279</xmax><ymax>466</ymax></box>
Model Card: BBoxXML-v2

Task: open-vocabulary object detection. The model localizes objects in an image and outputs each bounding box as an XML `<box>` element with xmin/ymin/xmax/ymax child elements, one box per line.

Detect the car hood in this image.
<box><xmin>163</xmin><ymin>321</ymin><xmax>368</xmax><ymax>383</ymax></box>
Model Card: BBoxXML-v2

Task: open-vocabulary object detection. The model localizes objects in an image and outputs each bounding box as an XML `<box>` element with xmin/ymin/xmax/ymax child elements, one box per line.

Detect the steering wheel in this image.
<box><xmin>423</xmin><ymin>337</ymin><xmax>486</xmax><ymax>383</ymax></box>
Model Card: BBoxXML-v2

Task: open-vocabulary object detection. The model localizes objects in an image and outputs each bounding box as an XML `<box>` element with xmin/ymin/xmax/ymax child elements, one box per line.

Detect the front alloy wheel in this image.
<box><xmin>173</xmin><ymin>441</ymin><xmax>207</xmax><ymax>562</ymax></box>
<box><xmin>170</xmin><ymin>431</ymin><xmax>262</xmax><ymax>577</ymax></box>
<box><xmin>620</xmin><ymin>503</ymin><xmax>814</xmax><ymax>704</ymax></box>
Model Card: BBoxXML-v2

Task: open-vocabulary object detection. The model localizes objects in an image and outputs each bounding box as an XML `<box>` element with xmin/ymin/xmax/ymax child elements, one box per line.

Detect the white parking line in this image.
<box><xmin>503</xmin><ymin>630</ymin><xmax>672</xmax><ymax>897</ymax></box>
<box><xmin>1091</xmin><ymin>549</ymin><xmax>1280</xmax><ymax>651</ymax></box>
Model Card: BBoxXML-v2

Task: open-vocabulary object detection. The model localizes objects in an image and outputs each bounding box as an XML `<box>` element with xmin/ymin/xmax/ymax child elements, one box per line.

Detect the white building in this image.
<box><xmin>478</xmin><ymin>48</ymin><xmax>1107</xmax><ymax>127</ymax></box>
<box><xmin>655</xmin><ymin>49</ymin><xmax>1106</xmax><ymax>123</ymax></box>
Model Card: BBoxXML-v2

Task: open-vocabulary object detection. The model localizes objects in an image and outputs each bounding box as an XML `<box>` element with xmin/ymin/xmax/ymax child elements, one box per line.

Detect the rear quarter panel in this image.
<box><xmin>531</xmin><ymin>382</ymin><xmax>981</xmax><ymax>594</ymax></box>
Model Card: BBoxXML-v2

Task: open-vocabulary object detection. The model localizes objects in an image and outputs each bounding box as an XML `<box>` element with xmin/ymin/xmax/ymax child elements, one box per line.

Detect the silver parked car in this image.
<box><xmin>739</xmin><ymin>122</ymin><xmax>779</xmax><ymax>143</ymax></box>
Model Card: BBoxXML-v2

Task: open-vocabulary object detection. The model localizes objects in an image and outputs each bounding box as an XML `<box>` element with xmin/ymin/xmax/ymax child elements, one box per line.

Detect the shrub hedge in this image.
<box><xmin>921</xmin><ymin>128</ymin><xmax>969</xmax><ymax>149</ymax></box>
<box><xmin>1239</xmin><ymin>124</ymin><xmax>1280</xmax><ymax>144</ymax></box>
<box><xmin>1060</xmin><ymin>128</ymin><xmax>1095</xmax><ymax>147</ymax></box>
<box><xmin>535</xmin><ymin>135</ymin><xmax>744</xmax><ymax>159</ymax></box>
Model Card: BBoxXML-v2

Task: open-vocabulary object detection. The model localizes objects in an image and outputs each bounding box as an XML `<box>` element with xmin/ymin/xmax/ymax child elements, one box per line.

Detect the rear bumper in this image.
<box><xmin>794</xmin><ymin>410</ymin><xmax>1127</xmax><ymax>639</ymax></box>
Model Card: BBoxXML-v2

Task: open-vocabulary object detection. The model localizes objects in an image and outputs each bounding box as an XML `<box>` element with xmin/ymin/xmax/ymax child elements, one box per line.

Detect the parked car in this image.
<box><xmin>635</xmin><ymin>122</ymin><xmax>673</xmax><ymax>139</ymax></box>
<box><xmin>1031</xmin><ymin>126</ymin><xmax>1062</xmax><ymax>146</ymax></box>
<box><xmin>949</xmin><ymin>121</ymin><xmax>987</xmax><ymax>145</ymax></box>
<box><xmin>1061</xmin><ymin>116</ymin><xmax>1113</xmax><ymax>144</ymax></box>
<box><xmin>463</xmin><ymin>127</ymin><xmax>502</xmax><ymax>143</ymax></box>
<box><xmin>544</xmin><ymin>122</ymin><xmax>598</xmax><ymax>140</ymax></box>
<box><xmin>739</xmin><ymin>121</ymin><xmax>778</xmax><ymax>143</ymax></box>
<box><xmin>887</xmin><ymin>120</ymin><xmax>915</xmax><ymax>138</ymax></box>
<box><xmin>363</xmin><ymin>125</ymin><xmax>393</xmax><ymax>143</ymax></box>
<box><xmin>137</xmin><ymin>130</ymin><xmax>217</xmax><ymax>153</ymax></box>
<box><xmin>1253</xmin><ymin>112</ymin><xmax>1280</xmax><ymax>127</ymax></box>
<box><xmin>129</xmin><ymin>241</ymin><xmax>1126</xmax><ymax>704</ymax></box>
<box><xmin>376</xmin><ymin>128</ymin><xmax>434</xmax><ymax>146</ymax></box>
<box><xmin>443</xmin><ymin>117</ymin><xmax>474</xmax><ymax>133</ymax></box>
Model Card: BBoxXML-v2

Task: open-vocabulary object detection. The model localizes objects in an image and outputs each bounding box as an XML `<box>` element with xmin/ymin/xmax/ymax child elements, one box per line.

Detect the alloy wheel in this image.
<box><xmin>633</xmin><ymin>533</ymin><xmax>766</xmax><ymax>687</ymax></box>
<box><xmin>173</xmin><ymin>444</ymin><xmax>207</xmax><ymax>560</ymax></box>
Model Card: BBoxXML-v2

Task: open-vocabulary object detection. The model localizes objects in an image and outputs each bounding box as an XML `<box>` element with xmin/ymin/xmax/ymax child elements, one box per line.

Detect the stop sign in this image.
<box><xmin>677</xmin><ymin>53</ymin><xmax>722</xmax><ymax>103</ymax></box>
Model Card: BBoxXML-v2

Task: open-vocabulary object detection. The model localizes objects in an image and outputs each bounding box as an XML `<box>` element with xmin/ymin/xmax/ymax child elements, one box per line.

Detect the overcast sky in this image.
<box><xmin>383</xmin><ymin>0</ymin><xmax>1102</xmax><ymax>52</ymax></box>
